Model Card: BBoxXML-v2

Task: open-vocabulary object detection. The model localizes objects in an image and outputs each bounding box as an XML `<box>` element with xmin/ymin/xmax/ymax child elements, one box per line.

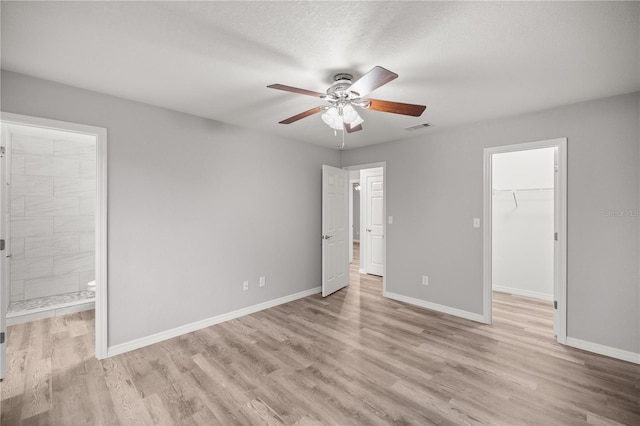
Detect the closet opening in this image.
<box><xmin>483</xmin><ymin>139</ymin><xmax>567</xmax><ymax>344</ymax></box>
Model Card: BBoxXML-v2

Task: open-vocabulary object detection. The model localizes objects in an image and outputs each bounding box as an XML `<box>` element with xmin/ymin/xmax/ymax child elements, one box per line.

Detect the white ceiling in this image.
<box><xmin>1</xmin><ymin>1</ymin><xmax>638</xmax><ymax>149</ymax></box>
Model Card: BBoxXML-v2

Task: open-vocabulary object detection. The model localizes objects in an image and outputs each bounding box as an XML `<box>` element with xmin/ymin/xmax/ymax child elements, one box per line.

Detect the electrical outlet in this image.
<box><xmin>259</xmin><ymin>276</ymin><xmax>266</xmax><ymax>287</ymax></box>
<box><xmin>422</xmin><ymin>275</ymin><xmax>429</xmax><ymax>286</ymax></box>
<box><xmin>243</xmin><ymin>280</ymin><xmax>249</xmax><ymax>291</ymax></box>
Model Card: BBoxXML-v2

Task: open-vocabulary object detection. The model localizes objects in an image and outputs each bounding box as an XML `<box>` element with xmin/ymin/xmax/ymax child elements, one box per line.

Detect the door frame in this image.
<box><xmin>343</xmin><ymin>162</ymin><xmax>386</xmax><ymax>293</ymax></box>
<box><xmin>483</xmin><ymin>138</ymin><xmax>567</xmax><ymax>344</ymax></box>
<box><xmin>0</xmin><ymin>112</ymin><xmax>109</xmax><ymax>359</ymax></box>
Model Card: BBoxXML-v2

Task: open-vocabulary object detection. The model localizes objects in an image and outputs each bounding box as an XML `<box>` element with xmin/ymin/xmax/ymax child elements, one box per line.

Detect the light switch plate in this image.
<box><xmin>388</xmin><ymin>216</ymin><xmax>393</xmax><ymax>224</ymax></box>
<box><xmin>473</xmin><ymin>218</ymin><xmax>480</xmax><ymax>228</ymax></box>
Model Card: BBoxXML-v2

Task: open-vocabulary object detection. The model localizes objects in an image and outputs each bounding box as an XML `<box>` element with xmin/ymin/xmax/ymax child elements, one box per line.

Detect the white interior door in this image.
<box><xmin>363</xmin><ymin>169</ymin><xmax>384</xmax><ymax>276</ymax></box>
<box><xmin>552</xmin><ymin>147</ymin><xmax>560</xmax><ymax>336</ymax></box>
<box><xmin>322</xmin><ymin>165</ymin><xmax>349</xmax><ymax>297</ymax></box>
<box><xmin>0</xmin><ymin>125</ymin><xmax>8</xmax><ymax>379</ymax></box>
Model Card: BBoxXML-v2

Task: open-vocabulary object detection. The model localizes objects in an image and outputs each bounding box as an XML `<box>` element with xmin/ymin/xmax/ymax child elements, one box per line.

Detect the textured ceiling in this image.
<box><xmin>1</xmin><ymin>1</ymin><xmax>639</xmax><ymax>149</ymax></box>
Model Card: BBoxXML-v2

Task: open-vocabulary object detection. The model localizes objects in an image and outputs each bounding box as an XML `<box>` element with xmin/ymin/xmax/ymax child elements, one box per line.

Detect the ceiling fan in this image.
<box><xmin>267</xmin><ymin>66</ymin><xmax>426</xmax><ymax>134</ymax></box>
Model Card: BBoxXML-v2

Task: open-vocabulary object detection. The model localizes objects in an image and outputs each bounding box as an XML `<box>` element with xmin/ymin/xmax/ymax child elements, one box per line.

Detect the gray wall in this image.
<box><xmin>341</xmin><ymin>92</ymin><xmax>640</xmax><ymax>354</ymax></box>
<box><xmin>1</xmin><ymin>70</ymin><xmax>340</xmax><ymax>346</ymax></box>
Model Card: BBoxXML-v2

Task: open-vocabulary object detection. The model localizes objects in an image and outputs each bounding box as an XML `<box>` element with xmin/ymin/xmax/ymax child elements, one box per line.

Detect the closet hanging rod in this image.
<box><xmin>492</xmin><ymin>187</ymin><xmax>554</xmax><ymax>192</ymax></box>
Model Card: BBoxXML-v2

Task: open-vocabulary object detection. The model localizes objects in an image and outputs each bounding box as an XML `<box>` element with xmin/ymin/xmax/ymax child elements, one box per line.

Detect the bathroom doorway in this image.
<box><xmin>0</xmin><ymin>113</ymin><xmax>108</xmax><ymax>378</ymax></box>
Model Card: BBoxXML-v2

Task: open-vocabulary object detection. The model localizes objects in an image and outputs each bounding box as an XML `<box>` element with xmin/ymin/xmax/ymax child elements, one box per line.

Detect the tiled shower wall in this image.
<box><xmin>9</xmin><ymin>133</ymin><xmax>96</xmax><ymax>302</ymax></box>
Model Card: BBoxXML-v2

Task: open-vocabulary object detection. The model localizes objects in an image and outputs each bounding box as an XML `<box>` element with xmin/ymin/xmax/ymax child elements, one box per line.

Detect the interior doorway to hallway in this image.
<box><xmin>346</xmin><ymin>162</ymin><xmax>386</xmax><ymax>288</ymax></box>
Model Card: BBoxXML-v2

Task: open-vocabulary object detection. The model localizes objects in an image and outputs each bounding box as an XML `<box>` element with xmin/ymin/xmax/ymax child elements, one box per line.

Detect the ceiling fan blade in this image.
<box><xmin>267</xmin><ymin>84</ymin><xmax>325</xmax><ymax>98</ymax></box>
<box><xmin>344</xmin><ymin>123</ymin><xmax>363</xmax><ymax>133</ymax></box>
<box><xmin>347</xmin><ymin>66</ymin><xmax>398</xmax><ymax>97</ymax></box>
<box><xmin>365</xmin><ymin>99</ymin><xmax>426</xmax><ymax>117</ymax></box>
<box><xmin>279</xmin><ymin>106</ymin><xmax>324</xmax><ymax>124</ymax></box>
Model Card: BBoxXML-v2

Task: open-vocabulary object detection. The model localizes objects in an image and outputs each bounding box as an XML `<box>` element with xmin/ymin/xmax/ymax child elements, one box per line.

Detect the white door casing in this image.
<box><xmin>362</xmin><ymin>168</ymin><xmax>384</xmax><ymax>276</ymax></box>
<box><xmin>322</xmin><ymin>165</ymin><xmax>349</xmax><ymax>297</ymax></box>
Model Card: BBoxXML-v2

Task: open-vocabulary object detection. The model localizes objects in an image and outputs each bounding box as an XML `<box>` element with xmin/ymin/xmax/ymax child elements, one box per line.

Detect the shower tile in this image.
<box><xmin>53</xmin><ymin>253</ymin><xmax>94</xmax><ymax>276</ymax></box>
<box><xmin>11</xmin><ymin>175</ymin><xmax>54</xmax><ymax>196</ymax></box>
<box><xmin>25</xmin><ymin>235</ymin><xmax>79</xmax><ymax>258</ymax></box>
<box><xmin>79</xmin><ymin>232</ymin><xmax>95</xmax><ymax>253</ymax></box>
<box><xmin>11</xmin><ymin>256</ymin><xmax>54</xmax><ymax>281</ymax></box>
<box><xmin>12</xmin><ymin>154</ymin><xmax>25</xmax><ymax>174</ymax></box>
<box><xmin>80</xmin><ymin>160</ymin><xmax>96</xmax><ymax>178</ymax></box>
<box><xmin>79</xmin><ymin>197</ymin><xmax>95</xmax><ymax>215</ymax></box>
<box><xmin>12</xmin><ymin>135</ymin><xmax>54</xmax><ymax>156</ymax></box>
<box><xmin>25</xmin><ymin>196</ymin><xmax>79</xmax><ymax>216</ymax></box>
<box><xmin>11</xmin><ymin>238</ymin><xmax>25</xmax><ymax>259</ymax></box>
<box><xmin>54</xmin><ymin>177</ymin><xmax>95</xmax><ymax>197</ymax></box>
<box><xmin>10</xmin><ymin>280</ymin><xmax>24</xmax><ymax>301</ymax></box>
<box><xmin>11</xmin><ymin>195</ymin><xmax>25</xmax><ymax>216</ymax></box>
<box><xmin>11</xmin><ymin>216</ymin><xmax>54</xmax><ymax>238</ymax></box>
<box><xmin>54</xmin><ymin>216</ymin><xmax>94</xmax><ymax>234</ymax></box>
<box><xmin>54</xmin><ymin>139</ymin><xmax>96</xmax><ymax>161</ymax></box>
<box><xmin>25</xmin><ymin>154</ymin><xmax>80</xmax><ymax>178</ymax></box>
<box><xmin>8</xmin><ymin>290</ymin><xmax>94</xmax><ymax>314</ymax></box>
<box><xmin>24</xmin><ymin>273</ymin><xmax>80</xmax><ymax>300</ymax></box>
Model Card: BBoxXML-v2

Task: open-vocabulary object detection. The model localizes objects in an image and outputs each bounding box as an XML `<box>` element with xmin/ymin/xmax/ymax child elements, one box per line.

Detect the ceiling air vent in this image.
<box><xmin>405</xmin><ymin>123</ymin><xmax>432</xmax><ymax>131</ymax></box>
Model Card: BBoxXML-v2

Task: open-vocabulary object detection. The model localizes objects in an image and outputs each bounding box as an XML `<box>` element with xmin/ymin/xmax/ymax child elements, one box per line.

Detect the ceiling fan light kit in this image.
<box><xmin>267</xmin><ymin>66</ymin><xmax>427</xmax><ymax>141</ymax></box>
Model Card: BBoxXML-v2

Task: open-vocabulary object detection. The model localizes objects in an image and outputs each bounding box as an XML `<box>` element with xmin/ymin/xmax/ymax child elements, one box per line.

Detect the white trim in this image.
<box><xmin>0</xmin><ymin>112</ymin><xmax>108</xmax><ymax>359</ymax></box>
<box><xmin>384</xmin><ymin>291</ymin><xmax>485</xmax><ymax>323</ymax></box>
<box><xmin>483</xmin><ymin>138</ymin><xmax>568</xmax><ymax>340</ymax></box>
<box><xmin>107</xmin><ymin>286</ymin><xmax>321</xmax><ymax>357</ymax></box>
<box><xmin>566</xmin><ymin>337</ymin><xmax>640</xmax><ymax>365</ymax></box>
<box><xmin>492</xmin><ymin>286</ymin><xmax>553</xmax><ymax>301</ymax></box>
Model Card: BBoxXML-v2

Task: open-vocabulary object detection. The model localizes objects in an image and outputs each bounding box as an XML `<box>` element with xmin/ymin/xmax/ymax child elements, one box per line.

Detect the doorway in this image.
<box><xmin>483</xmin><ymin>138</ymin><xmax>567</xmax><ymax>343</ymax></box>
<box><xmin>345</xmin><ymin>163</ymin><xmax>386</xmax><ymax>285</ymax></box>
<box><xmin>0</xmin><ymin>113</ymin><xmax>108</xmax><ymax>380</ymax></box>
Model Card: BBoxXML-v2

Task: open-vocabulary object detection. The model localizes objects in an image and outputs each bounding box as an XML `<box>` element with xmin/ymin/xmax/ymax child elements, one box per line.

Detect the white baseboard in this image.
<box><xmin>107</xmin><ymin>286</ymin><xmax>321</xmax><ymax>358</ymax></box>
<box><xmin>384</xmin><ymin>291</ymin><xmax>486</xmax><ymax>323</ymax></box>
<box><xmin>492</xmin><ymin>285</ymin><xmax>553</xmax><ymax>301</ymax></box>
<box><xmin>565</xmin><ymin>337</ymin><xmax>640</xmax><ymax>365</ymax></box>
<box><xmin>359</xmin><ymin>268</ymin><xmax>366</xmax><ymax>274</ymax></box>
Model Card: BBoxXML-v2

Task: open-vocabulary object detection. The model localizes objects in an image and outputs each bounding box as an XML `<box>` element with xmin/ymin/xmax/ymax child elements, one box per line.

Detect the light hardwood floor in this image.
<box><xmin>2</xmin><ymin>246</ymin><xmax>639</xmax><ymax>425</ymax></box>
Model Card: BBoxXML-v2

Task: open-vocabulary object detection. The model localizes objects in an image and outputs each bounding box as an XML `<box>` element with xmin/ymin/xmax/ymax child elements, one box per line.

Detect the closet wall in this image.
<box><xmin>492</xmin><ymin>148</ymin><xmax>555</xmax><ymax>300</ymax></box>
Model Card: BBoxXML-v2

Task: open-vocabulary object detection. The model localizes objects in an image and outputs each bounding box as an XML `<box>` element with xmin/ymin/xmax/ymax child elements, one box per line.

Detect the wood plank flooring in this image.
<box><xmin>2</xmin><ymin>246</ymin><xmax>639</xmax><ymax>425</ymax></box>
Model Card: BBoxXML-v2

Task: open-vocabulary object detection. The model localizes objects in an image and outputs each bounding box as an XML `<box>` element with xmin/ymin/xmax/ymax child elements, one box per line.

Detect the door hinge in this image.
<box><xmin>554</xmin><ymin>232</ymin><xmax>558</xmax><ymax>241</ymax></box>
<box><xmin>554</xmin><ymin>301</ymin><xmax>558</xmax><ymax>310</ymax></box>
<box><xmin>0</xmin><ymin>332</ymin><xmax>5</xmax><ymax>344</ymax></box>
<box><xmin>0</xmin><ymin>239</ymin><xmax>4</xmax><ymax>251</ymax></box>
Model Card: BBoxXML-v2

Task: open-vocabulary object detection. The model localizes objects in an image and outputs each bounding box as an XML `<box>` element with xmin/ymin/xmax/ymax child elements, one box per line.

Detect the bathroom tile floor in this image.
<box><xmin>8</xmin><ymin>290</ymin><xmax>95</xmax><ymax>314</ymax></box>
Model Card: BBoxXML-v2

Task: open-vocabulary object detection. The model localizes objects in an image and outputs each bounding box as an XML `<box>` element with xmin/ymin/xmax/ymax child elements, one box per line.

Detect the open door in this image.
<box><xmin>0</xmin><ymin>125</ymin><xmax>7</xmax><ymax>380</ymax></box>
<box><xmin>552</xmin><ymin>147</ymin><xmax>560</xmax><ymax>336</ymax></box>
<box><xmin>362</xmin><ymin>168</ymin><xmax>384</xmax><ymax>276</ymax></box>
<box><xmin>322</xmin><ymin>165</ymin><xmax>349</xmax><ymax>297</ymax></box>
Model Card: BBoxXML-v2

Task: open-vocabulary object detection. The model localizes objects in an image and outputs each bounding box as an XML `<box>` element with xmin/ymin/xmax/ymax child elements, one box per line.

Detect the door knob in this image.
<box><xmin>366</xmin><ymin>229</ymin><xmax>372</xmax><ymax>232</ymax></box>
<box><xmin>322</xmin><ymin>235</ymin><xmax>333</xmax><ymax>240</ymax></box>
